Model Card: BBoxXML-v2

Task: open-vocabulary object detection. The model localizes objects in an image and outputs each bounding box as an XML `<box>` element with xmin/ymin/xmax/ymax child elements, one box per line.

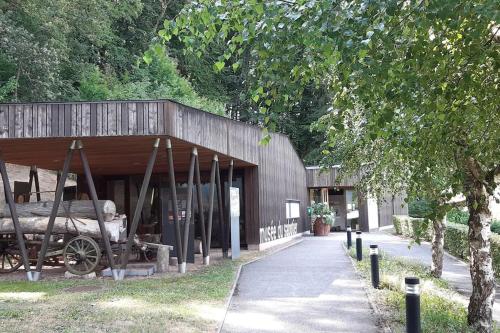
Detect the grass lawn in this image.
<box><xmin>347</xmin><ymin>245</ymin><xmax>500</xmax><ymax>333</ymax></box>
<box><xmin>0</xmin><ymin>255</ymin><xmax>253</xmax><ymax>333</ymax></box>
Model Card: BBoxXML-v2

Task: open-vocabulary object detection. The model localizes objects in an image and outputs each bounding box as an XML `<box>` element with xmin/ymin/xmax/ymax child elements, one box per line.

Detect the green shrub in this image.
<box><xmin>408</xmin><ymin>199</ymin><xmax>433</xmax><ymax>218</ymax></box>
<box><xmin>392</xmin><ymin>215</ymin><xmax>431</xmax><ymax>242</ymax></box>
<box><xmin>447</xmin><ymin>208</ymin><xmax>469</xmax><ymax>225</ymax></box>
<box><xmin>444</xmin><ymin>223</ymin><xmax>470</xmax><ymax>260</ymax></box>
<box><xmin>491</xmin><ymin>220</ymin><xmax>500</xmax><ymax>235</ymax></box>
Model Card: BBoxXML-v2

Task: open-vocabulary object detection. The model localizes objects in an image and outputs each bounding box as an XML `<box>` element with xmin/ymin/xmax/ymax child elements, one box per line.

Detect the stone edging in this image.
<box><xmin>341</xmin><ymin>242</ymin><xmax>392</xmax><ymax>333</ymax></box>
<box><xmin>216</xmin><ymin>238</ymin><xmax>304</xmax><ymax>333</ymax></box>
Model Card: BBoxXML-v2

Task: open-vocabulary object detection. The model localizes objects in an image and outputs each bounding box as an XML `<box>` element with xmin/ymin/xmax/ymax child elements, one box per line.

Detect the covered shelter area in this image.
<box><xmin>0</xmin><ymin>100</ymin><xmax>308</xmax><ymax>280</ymax></box>
<box><xmin>306</xmin><ymin>166</ymin><xmax>407</xmax><ymax>231</ymax></box>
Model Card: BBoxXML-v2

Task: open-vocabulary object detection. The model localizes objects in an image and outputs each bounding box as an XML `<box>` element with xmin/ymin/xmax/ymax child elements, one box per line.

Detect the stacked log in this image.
<box><xmin>0</xmin><ymin>200</ymin><xmax>125</xmax><ymax>241</ymax></box>
<box><xmin>0</xmin><ymin>200</ymin><xmax>116</xmax><ymax>221</ymax></box>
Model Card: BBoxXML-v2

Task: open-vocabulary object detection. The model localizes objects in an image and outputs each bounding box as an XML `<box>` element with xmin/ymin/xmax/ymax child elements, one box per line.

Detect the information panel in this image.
<box><xmin>230</xmin><ymin>187</ymin><xmax>240</xmax><ymax>260</ymax></box>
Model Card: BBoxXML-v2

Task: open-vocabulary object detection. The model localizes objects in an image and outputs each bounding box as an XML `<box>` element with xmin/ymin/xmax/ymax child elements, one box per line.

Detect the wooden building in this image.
<box><xmin>0</xmin><ymin>99</ymin><xmax>308</xmax><ymax>254</ymax></box>
<box><xmin>306</xmin><ymin>166</ymin><xmax>408</xmax><ymax>231</ymax></box>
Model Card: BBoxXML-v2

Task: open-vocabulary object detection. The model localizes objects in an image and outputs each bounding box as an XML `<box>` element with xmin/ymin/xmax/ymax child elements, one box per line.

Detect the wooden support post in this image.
<box><xmin>166</xmin><ymin>139</ymin><xmax>183</xmax><ymax>270</ymax></box>
<box><xmin>0</xmin><ymin>153</ymin><xmax>32</xmax><ymax>280</ymax></box>
<box><xmin>78</xmin><ymin>141</ymin><xmax>118</xmax><ymax>278</ymax></box>
<box><xmin>194</xmin><ymin>154</ymin><xmax>208</xmax><ymax>264</ymax></box>
<box><xmin>27</xmin><ymin>167</ymin><xmax>34</xmax><ymax>202</ymax></box>
<box><xmin>33</xmin><ymin>166</ymin><xmax>41</xmax><ymax>202</ymax></box>
<box><xmin>215</xmin><ymin>160</ymin><xmax>227</xmax><ymax>258</ymax></box>
<box><xmin>180</xmin><ymin>148</ymin><xmax>196</xmax><ymax>273</ymax></box>
<box><xmin>27</xmin><ymin>166</ymin><xmax>42</xmax><ymax>202</ymax></box>
<box><xmin>226</xmin><ymin>160</ymin><xmax>234</xmax><ymax>257</ymax></box>
<box><xmin>35</xmin><ymin>141</ymin><xmax>76</xmax><ymax>279</ymax></box>
<box><xmin>120</xmin><ymin>138</ymin><xmax>160</xmax><ymax>276</ymax></box>
<box><xmin>206</xmin><ymin>156</ymin><xmax>217</xmax><ymax>264</ymax></box>
<box><xmin>56</xmin><ymin>170</ymin><xmax>62</xmax><ymax>190</ymax></box>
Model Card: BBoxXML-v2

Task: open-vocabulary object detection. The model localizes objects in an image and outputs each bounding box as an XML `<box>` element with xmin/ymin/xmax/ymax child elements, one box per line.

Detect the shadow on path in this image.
<box><xmin>362</xmin><ymin>231</ymin><xmax>500</xmax><ymax>323</ymax></box>
<box><xmin>221</xmin><ymin>235</ymin><xmax>378</xmax><ymax>333</ymax></box>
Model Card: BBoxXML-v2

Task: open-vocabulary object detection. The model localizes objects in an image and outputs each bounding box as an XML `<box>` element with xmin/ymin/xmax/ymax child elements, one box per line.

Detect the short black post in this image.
<box><xmin>370</xmin><ymin>244</ymin><xmax>380</xmax><ymax>289</ymax></box>
<box><xmin>405</xmin><ymin>277</ymin><xmax>421</xmax><ymax>333</ymax></box>
<box><xmin>346</xmin><ymin>226</ymin><xmax>352</xmax><ymax>249</ymax></box>
<box><xmin>356</xmin><ymin>231</ymin><xmax>362</xmax><ymax>261</ymax></box>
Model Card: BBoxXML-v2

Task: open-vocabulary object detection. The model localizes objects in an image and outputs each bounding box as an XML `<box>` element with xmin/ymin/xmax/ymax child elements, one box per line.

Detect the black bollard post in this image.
<box><xmin>356</xmin><ymin>231</ymin><xmax>362</xmax><ymax>261</ymax></box>
<box><xmin>405</xmin><ymin>277</ymin><xmax>421</xmax><ymax>333</ymax></box>
<box><xmin>370</xmin><ymin>244</ymin><xmax>380</xmax><ymax>289</ymax></box>
<box><xmin>347</xmin><ymin>226</ymin><xmax>352</xmax><ymax>249</ymax></box>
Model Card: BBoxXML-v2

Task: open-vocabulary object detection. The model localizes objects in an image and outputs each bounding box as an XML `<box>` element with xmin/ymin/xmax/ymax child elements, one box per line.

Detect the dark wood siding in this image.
<box><xmin>0</xmin><ymin>99</ymin><xmax>310</xmax><ymax>246</ymax></box>
<box><xmin>257</xmin><ymin>134</ymin><xmax>309</xmax><ymax>240</ymax></box>
<box><xmin>306</xmin><ymin>167</ymin><xmax>358</xmax><ymax>187</ymax></box>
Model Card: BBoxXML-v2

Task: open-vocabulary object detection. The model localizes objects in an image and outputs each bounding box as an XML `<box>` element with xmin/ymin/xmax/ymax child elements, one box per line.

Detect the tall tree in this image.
<box><xmin>163</xmin><ymin>1</ymin><xmax>500</xmax><ymax>331</ymax></box>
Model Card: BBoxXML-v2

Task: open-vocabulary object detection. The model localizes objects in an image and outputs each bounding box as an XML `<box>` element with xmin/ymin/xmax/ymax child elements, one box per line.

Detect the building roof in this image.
<box><xmin>0</xmin><ymin>99</ymin><xmax>304</xmax><ymax>175</ymax></box>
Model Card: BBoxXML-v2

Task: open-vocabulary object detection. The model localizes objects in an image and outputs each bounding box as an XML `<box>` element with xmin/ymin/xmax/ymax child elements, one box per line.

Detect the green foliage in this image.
<box><xmin>408</xmin><ymin>199</ymin><xmax>433</xmax><ymax>219</ymax></box>
<box><xmin>311</xmin><ymin>202</ymin><xmax>335</xmax><ymax>225</ymax></box>
<box><xmin>393</xmin><ymin>215</ymin><xmax>432</xmax><ymax>242</ymax></box>
<box><xmin>444</xmin><ymin>223</ymin><xmax>471</xmax><ymax>260</ymax></box>
<box><xmin>310</xmin><ymin>202</ymin><xmax>330</xmax><ymax>216</ymax></box>
<box><xmin>349</xmin><ymin>246</ymin><xmax>475</xmax><ymax>332</ymax></box>
<box><xmin>77</xmin><ymin>45</ymin><xmax>225</xmax><ymax>114</ymax></box>
<box><xmin>0</xmin><ymin>0</ymin><xmax>225</xmax><ymax>116</ymax></box>
<box><xmin>0</xmin><ymin>76</ymin><xmax>16</xmax><ymax>102</ymax></box>
<box><xmin>447</xmin><ymin>208</ymin><xmax>469</xmax><ymax>225</ymax></box>
<box><xmin>491</xmin><ymin>220</ymin><xmax>500</xmax><ymax>235</ymax></box>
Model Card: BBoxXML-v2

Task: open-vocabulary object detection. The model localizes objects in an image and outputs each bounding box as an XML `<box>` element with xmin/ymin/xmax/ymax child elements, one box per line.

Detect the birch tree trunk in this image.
<box><xmin>465</xmin><ymin>167</ymin><xmax>495</xmax><ymax>333</ymax></box>
<box><xmin>431</xmin><ymin>218</ymin><xmax>445</xmax><ymax>278</ymax></box>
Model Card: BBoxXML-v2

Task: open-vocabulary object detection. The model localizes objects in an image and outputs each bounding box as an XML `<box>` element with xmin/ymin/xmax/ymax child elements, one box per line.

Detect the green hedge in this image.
<box><xmin>443</xmin><ymin>223</ymin><xmax>469</xmax><ymax>260</ymax></box>
<box><xmin>393</xmin><ymin>215</ymin><xmax>500</xmax><ymax>278</ymax></box>
<box><xmin>393</xmin><ymin>215</ymin><xmax>432</xmax><ymax>242</ymax></box>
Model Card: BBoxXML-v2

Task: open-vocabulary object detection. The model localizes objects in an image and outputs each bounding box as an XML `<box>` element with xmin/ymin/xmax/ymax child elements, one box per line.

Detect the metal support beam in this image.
<box><xmin>206</xmin><ymin>156</ymin><xmax>217</xmax><ymax>263</ymax></box>
<box><xmin>78</xmin><ymin>141</ymin><xmax>118</xmax><ymax>278</ymax></box>
<box><xmin>121</xmin><ymin>138</ymin><xmax>160</xmax><ymax>275</ymax></box>
<box><xmin>225</xmin><ymin>160</ymin><xmax>234</xmax><ymax>257</ymax></box>
<box><xmin>0</xmin><ymin>153</ymin><xmax>32</xmax><ymax>280</ymax></box>
<box><xmin>194</xmin><ymin>154</ymin><xmax>208</xmax><ymax>263</ymax></box>
<box><xmin>166</xmin><ymin>139</ymin><xmax>183</xmax><ymax>270</ymax></box>
<box><xmin>215</xmin><ymin>160</ymin><xmax>227</xmax><ymax>258</ymax></box>
<box><xmin>180</xmin><ymin>148</ymin><xmax>196</xmax><ymax>273</ymax></box>
<box><xmin>35</xmin><ymin>141</ymin><xmax>76</xmax><ymax>279</ymax></box>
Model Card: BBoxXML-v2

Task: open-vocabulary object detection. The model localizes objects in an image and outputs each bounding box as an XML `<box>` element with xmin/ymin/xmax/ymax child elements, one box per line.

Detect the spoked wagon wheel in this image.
<box><xmin>63</xmin><ymin>236</ymin><xmax>101</xmax><ymax>275</ymax></box>
<box><xmin>0</xmin><ymin>234</ymin><xmax>23</xmax><ymax>273</ymax></box>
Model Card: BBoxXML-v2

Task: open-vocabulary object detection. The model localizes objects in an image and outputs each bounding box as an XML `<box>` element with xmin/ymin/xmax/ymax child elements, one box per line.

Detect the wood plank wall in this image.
<box><xmin>305</xmin><ymin>167</ymin><xmax>358</xmax><ymax>188</ymax></box>
<box><xmin>257</xmin><ymin>134</ymin><xmax>309</xmax><ymax>239</ymax></box>
<box><xmin>0</xmin><ymin>100</ymin><xmax>310</xmax><ymax>246</ymax></box>
<box><xmin>0</xmin><ymin>101</ymin><xmax>260</xmax><ymax>165</ymax></box>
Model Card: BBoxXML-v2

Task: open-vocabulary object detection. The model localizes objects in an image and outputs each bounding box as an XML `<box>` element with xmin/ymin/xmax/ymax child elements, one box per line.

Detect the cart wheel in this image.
<box><xmin>0</xmin><ymin>234</ymin><xmax>23</xmax><ymax>273</ymax></box>
<box><xmin>63</xmin><ymin>236</ymin><xmax>101</xmax><ymax>275</ymax></box>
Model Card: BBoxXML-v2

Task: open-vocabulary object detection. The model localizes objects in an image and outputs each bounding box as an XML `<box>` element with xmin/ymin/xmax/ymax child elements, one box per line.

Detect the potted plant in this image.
<box><xmin>311</xmin><ymin>202</ymin><xmax>335</xmax><ymax>236</ymax></box>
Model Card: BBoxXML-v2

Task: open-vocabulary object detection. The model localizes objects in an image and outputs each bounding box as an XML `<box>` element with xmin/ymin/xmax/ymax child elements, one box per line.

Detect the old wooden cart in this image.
<box><xmin>0</xmin><ymin>200</ymin><xmax>127</xmax><ymax>275</ymax></box>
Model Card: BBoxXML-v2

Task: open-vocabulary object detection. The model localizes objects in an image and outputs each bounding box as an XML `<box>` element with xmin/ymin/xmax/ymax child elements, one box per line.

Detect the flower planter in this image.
<box><xmin>313</xmin><ymin>217</ymin><xmax>331</xmax><ymax>236</ymax></box>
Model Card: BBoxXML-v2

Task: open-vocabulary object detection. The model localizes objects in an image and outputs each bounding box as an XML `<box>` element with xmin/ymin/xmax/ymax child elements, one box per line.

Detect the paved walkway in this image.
<box><xmin>361</xmin><ymin>231</ymin><xmax>500</xmax><ymax>322</ymax></box>
<box><xmin>221</xmin><ymin>235</ymin><xmax>378</xmax><ymax>333</ymax></box>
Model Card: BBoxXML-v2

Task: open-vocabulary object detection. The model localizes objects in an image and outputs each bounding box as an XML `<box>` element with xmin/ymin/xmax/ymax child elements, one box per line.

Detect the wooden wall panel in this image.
<box><xmin>0</xmin><ymin>104</ymin><xmax>8</xmax><ymax>138</ymax></box>
<box><xmin>256</xmin><ymin>134</ymin><xmax>309</xmax><ymax>241</ymax></box>
<box><xmin>0</xmin><ymin>100</ymin><xmax>313</xmax><ymax>246</ymax></box>
<box><xmin>306</xmin><ymin>167</ymin><xmax>358</xmax><ymax>188</ymax></box>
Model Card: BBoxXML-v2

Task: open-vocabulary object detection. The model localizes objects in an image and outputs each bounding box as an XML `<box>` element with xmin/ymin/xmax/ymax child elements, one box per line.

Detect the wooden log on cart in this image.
<box><xmin>0</xmin><ymin>215</ymin><xmax>126</xmax><ymax>242</ymax></box>
<box><xmin>0</xmin><ymin>200</ymin><xmax>116</xmax><ymax>221</ymax></box>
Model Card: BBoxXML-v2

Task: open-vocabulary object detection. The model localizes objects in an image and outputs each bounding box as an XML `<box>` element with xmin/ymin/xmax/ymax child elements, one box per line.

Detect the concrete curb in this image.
<box><xmin>341</xmin><ymin>242</ymin><xmax>392</xmax><ymax>333</ymax></box>
<box><xmin>216</xmin><ymin>238</ymin><xmax>304</xmax><ymax>333</ymax></box>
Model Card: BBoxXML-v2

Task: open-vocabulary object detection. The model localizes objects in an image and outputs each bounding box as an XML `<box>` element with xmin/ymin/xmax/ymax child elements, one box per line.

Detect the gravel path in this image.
<box><xmin>221</xmin><ymin>235</ymin><xmax>378</xmax><ymax>333</ymax></box>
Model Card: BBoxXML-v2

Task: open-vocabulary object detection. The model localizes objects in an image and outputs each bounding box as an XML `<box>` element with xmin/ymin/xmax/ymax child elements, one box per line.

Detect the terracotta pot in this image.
<box><xmin>313</xmin><ymin>217</ymin><xmax>331</xmax><ymax>236</ymax></box>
